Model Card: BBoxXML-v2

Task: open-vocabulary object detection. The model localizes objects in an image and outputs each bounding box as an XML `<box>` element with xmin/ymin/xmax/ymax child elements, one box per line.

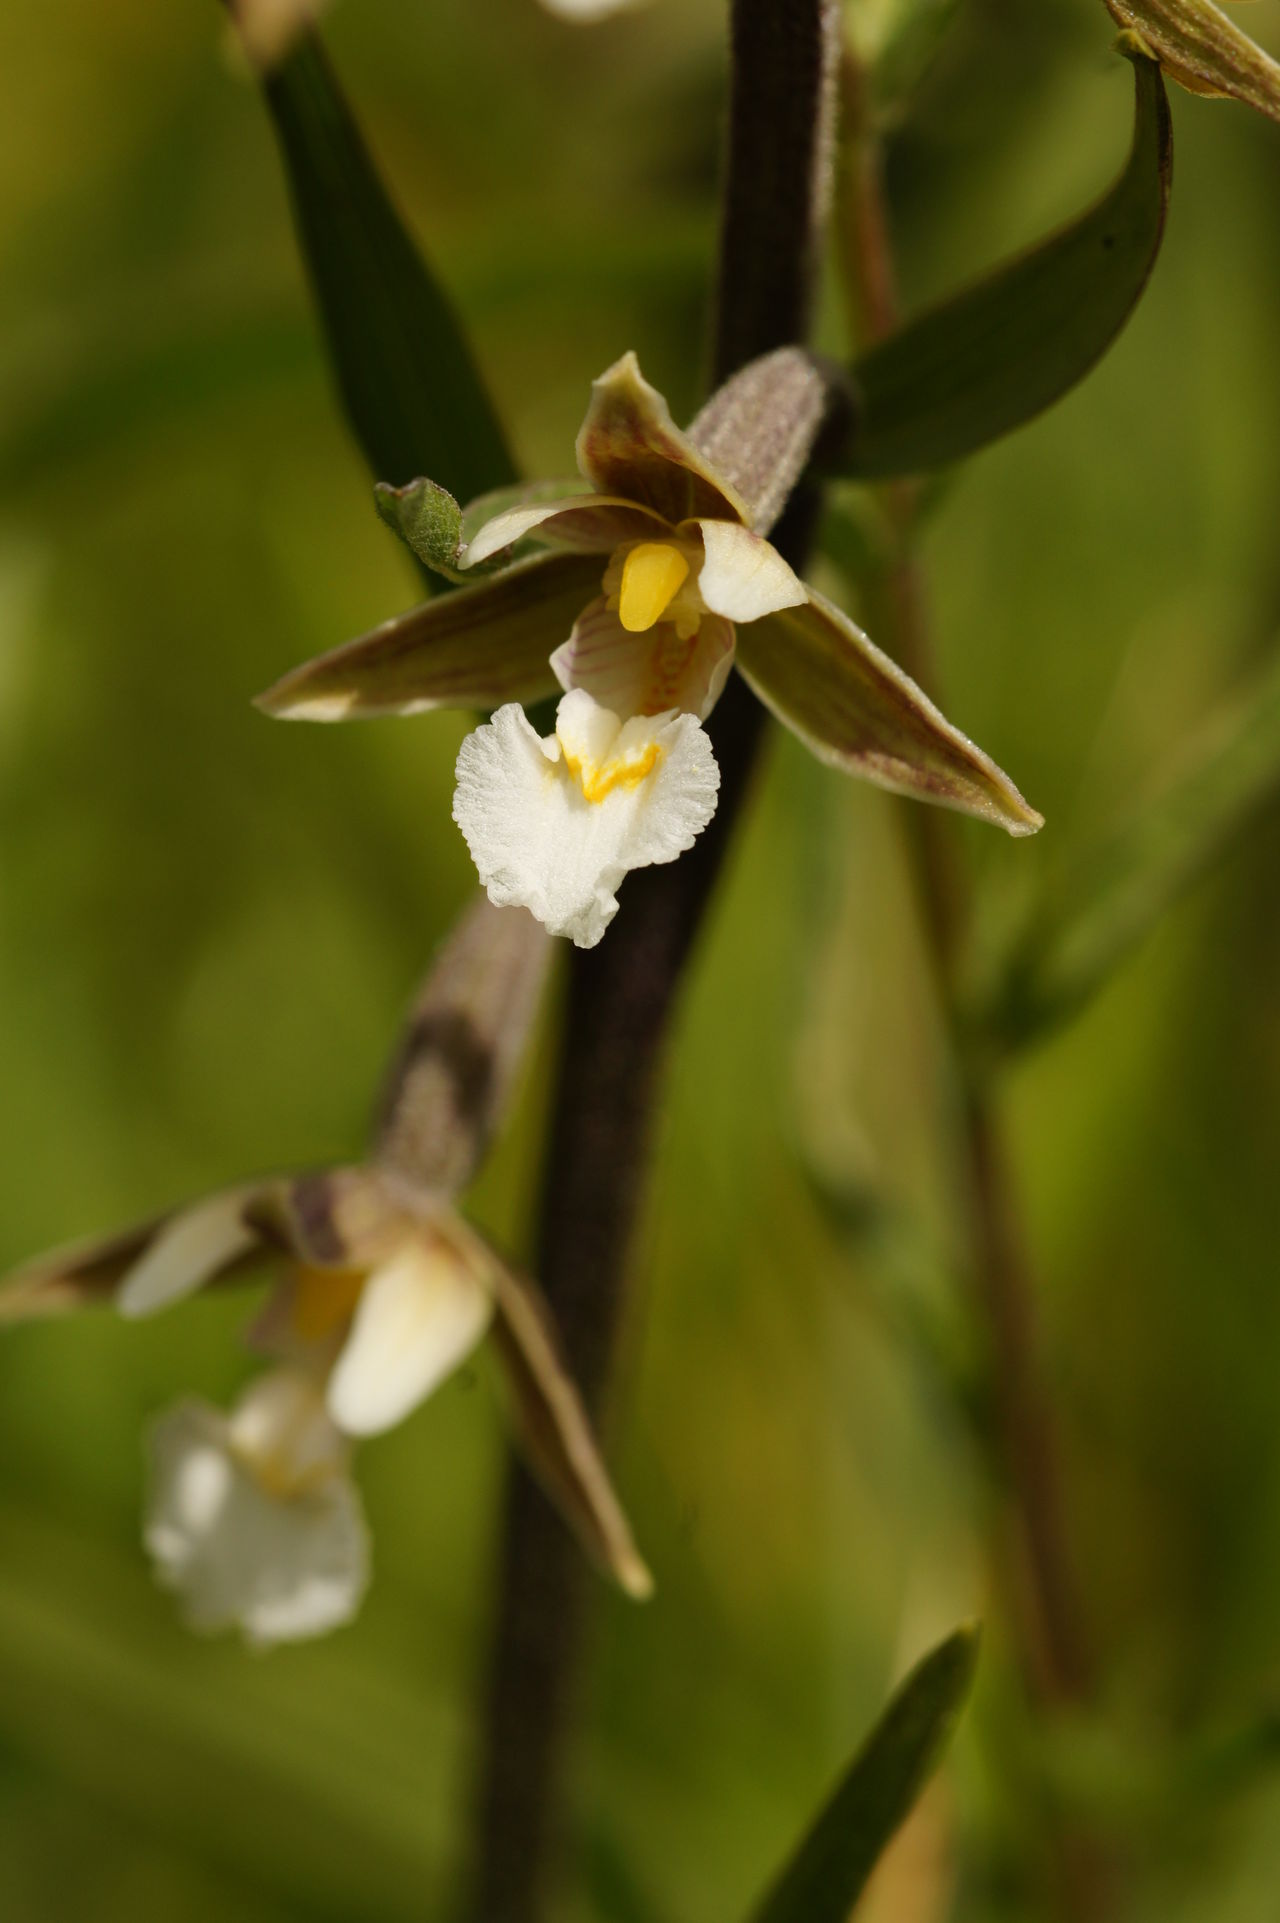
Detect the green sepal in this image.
<box><xmin>746</xmin><ymin>1626</ymin><xmax>980</xmax><ymax>1923</ymax></box>
<box><xmin>833</xmin><ymin>47</ymin><xmax>1172</xmax><ymax>479</ymax></box>
<box><xmin>372</xmin><ymin>476</ymin><xmax>593</xmax><ymax>582</ymax></box>
<box><xmin>373</xmin><ymin>477</ymin><xmax>470</xmax><ymax>582</ymax></box>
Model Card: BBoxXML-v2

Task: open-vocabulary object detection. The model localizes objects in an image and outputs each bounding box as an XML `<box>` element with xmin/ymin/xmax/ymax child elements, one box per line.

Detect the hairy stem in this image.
<box><xmin>466</xmin><ymin>7</ymin><xmax>839</xmax><ymax>1920</ymax></box>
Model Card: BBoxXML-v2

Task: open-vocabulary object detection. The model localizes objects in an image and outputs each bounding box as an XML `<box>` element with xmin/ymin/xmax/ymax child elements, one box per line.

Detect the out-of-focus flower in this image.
<box><xmin>537</xmin><ymin>0</ymin><xmax>645</xmax><ymax>18</ymax></box>
<box><xmin>259</xmin><ymin>352</ymin><xmax>1042</xmax><ymax>948</ymax></box>
<box><xmin>227</xmin><ymin>0</ymin><xmax>330</xmax><ymax>72</ymax></box>
<box><xmin>1</xmin><ymin>898</ymin><xmax>652</xmax><ymax>1643</ymax></box>
<box><xmin>146</xmin><ymin>1370</ymin><xmax>369</xmax><ymax>1647</ymax></box>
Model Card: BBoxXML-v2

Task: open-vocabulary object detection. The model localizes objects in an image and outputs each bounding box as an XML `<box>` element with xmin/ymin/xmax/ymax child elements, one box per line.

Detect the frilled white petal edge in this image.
<box><xmin>453</xmin><ymin>690</ymin><xmax>721</xmax><ymax>948</ymax></box>
<box><xmin>695</xmin><ymin>520</ymin><xmax>807</xmax><ymax>624</ymax></box>
<box><xmin>145</xmin><ymin>1379</ymin><xmax>368</xmax><ymax>1648</ymax></box>
<box><xmin>550</xmin><ymin>597</ymin><xmax>735</xmax><ymax>722</ymax></box>
<box><xmin>118</xmin><ymin>1188</ymin><xmax>260</xmax><ymax>1320</ymax></box>
<box><xmin>326</xmin><ymin>1237</ymin><xmax>493</xmax><ymax>1437</ymax></box>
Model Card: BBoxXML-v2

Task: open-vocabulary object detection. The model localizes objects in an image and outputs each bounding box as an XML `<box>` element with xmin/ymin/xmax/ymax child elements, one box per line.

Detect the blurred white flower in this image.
<box><xmin>537</xmin><ymin>0</ymin><xmax>646</xmax><ymax>19</ymax></box>
<box><xmin>2</xmin><ymin>897</ymin><xmax>653</xmax><ymax>1636</ymax></box>
<box><xmin>146</xmin><ymin>1371</ymin><xmax>369</xmax><ymax>1648</ymax></box>
<box><xmin>230</xmin><ymin>0</ymin><xmax>330</xmax><ymax>70</ymax></box>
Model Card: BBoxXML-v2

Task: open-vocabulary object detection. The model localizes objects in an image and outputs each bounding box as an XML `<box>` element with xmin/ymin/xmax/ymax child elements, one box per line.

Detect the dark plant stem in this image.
<box><xmin>466</xmin><ymin>7</ymin><xmax>840</xmax><ymax>1921</ymax></box>
<box><xmin>840</xmin><ymin>46</ymin><xmax>1106</xmax><ymax>1919</ymax></box>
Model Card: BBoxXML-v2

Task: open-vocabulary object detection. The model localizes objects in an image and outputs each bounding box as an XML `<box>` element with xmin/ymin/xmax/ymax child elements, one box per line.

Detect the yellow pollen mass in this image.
<box><xmin>290</xmin><ymin>1263</ymin><xmax>369</xmax><ymax>1342</ymax></box>
<box><xmin>618</xmin><ymin>542</ymin><xmax>690</xmax><ymax>633</ymax></box>
<box><xmin>564</xmin><ymin>739</ymin><xmax>663</xmax><ymax>804</ymax></box>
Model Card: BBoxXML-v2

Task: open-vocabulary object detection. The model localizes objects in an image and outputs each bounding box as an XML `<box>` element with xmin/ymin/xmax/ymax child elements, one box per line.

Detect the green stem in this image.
<box><xmin>838</xmin><ymin>46</ymin><xmax>1111</xmax><ymax>1920</ymax></box>
<box><xmin>465</xmin><ymin>7</ymin><xmax>840</xmax><ymax>1919</ymax></box>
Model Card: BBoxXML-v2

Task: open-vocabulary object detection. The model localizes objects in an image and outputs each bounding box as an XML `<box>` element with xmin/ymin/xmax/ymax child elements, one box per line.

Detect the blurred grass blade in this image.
<box><xmin>835</xmin><ymin>47</ymin><xmax>1171</xmax><ymax>479</ymax></box>
<box><xmin>747</xmin><ymin>1625</ymin><xmax>979</xmax><ymax>1923</ymax></box>
<box><xmin>975</xmin><ymin>646</ymin><xmax>1280</xmax><ymax>1054</ymax></box>
<box><xmin>241</xmin><ymin>15</ymin><xmax>516</xmax><ymax>497</ymax></box>
<box><xmin>1104</xmin><ymin>0</ymin><xmax>1280</xmax><ymax>121</ymax></box>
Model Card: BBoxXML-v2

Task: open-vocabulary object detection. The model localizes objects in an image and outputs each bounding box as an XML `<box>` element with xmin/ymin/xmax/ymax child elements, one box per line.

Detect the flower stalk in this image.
<box><xmin>466</xmin><ymin>4</ymin><xmax>843</xmax><ymax>1917</ymax></box>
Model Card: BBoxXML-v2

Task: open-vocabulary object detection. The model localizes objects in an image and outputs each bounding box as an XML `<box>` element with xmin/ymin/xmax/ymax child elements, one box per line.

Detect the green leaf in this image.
<box><xmin>835</xmin><ymin>47</ymin><xmax>1172</xmax><ymax>479</ymax></box>
<box><xmin>252</xmin><ymin>26</ymin><xmax>516</xmax><ymax>500</ymax></box>
<box><xmin>973</xmin><ymin>646</ymin><xmax>1280</xmax><ymax>1055</ymax></box>
<box><xmin>1104</xmin><ymin>0</ymin><xmax>1280</xmax><ymax>123</ymax></box>
<box><xmin>747</xmin><ymin>1625</ymin><xmax>980</xmax><ymax>1923</ymax></box>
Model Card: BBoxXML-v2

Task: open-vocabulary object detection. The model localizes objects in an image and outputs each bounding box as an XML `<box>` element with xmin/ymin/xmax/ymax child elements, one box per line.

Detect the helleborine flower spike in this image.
<box><xmin>0</xmin><ymin>897</ymin><xmax>652</xmax><ymax>1644</ymax></box>
<box><xmin>259</xmin><ymin>351</ymin><xmax>1042</xmax><ymax>947</ymax></box>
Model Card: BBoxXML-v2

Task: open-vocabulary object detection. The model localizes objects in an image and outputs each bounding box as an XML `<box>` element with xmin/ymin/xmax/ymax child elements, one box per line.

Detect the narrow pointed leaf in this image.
<box><xmin>256</xmin><ymin>552</ymin><xmax>597</xmax><ymax>720</ymax></box>
<box><xmin>748</xmin><ymin>1626</ymin><xmax>980</xmax><ymax>1923</ymax></box>
<box><xmin>240</xmin><ymin>15</ymin><xmax>516</xmax><ymax>499</ymax></box>
<box><xmin>834</xmin><ymin>49</ymin><xmax>1172</xmax><ymax>479</ymax></box>
<box><xmin>375</xmin><ymin>896</ymin><xmax>552</xmax><ymax>1198</ymax></box>
<box><xmin>1105</xmin><ymin>0</ymin><xmax>1280</xmax><ymax>121</ymax></box>
<box><xmin>736</xmin><ymin>592</ymin><xmax>1043</xmax><ymax>835</ymax></box>
<box><xmin>973</xmin><ymin>646</ymin><xmax>1280</xmax><ymax>1054</ymax></box>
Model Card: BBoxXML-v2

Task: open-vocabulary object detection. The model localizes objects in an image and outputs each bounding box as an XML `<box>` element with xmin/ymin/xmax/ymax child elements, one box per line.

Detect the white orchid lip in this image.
<box><xmin>145</xmin><ymin>1373</ymin><xmax>370</xmax><ymax>1648</ymax></box>
<box><xmin>453</xmin><ymin>689</ymin><xmax>721</xmax><ymax>948</ymax></box>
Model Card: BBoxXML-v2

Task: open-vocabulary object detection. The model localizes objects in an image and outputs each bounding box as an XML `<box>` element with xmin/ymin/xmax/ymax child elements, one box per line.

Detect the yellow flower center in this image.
<box><xmin>562</xmin><ymin>738</ymin><xmax>662</xmax><ymax>804</ymax></box>
<box><xmin>290</xmin><ymin>1263</ymin><xmax>368</xmax><ymax>1342</ymax></box>
<box><xmin>617</xmin><ymin>542</ymin><xmax>691</xmax><ymax>633</ymax></box>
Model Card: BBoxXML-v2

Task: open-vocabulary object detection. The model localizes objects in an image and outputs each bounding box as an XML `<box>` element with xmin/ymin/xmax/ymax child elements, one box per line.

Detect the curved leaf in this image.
<box><xmin>241</xmin><ymin>15</ymin><xmax>516</xmax><ymax>499</ymax></box>
<box><xmin>748</xmin><ymin>1626</ymin><xmax>980</xmax><ymax>1923</ymax></box>
<box><xmin>836</xmin><ymin>48</ymin><xmax>1172</xmax><ymax>479</ymax></box>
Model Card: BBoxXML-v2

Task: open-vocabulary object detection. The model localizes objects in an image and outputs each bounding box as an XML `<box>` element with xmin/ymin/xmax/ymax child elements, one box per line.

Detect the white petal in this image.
<box><xmin>460</xmin><ymin>494</ymin><xmax>665</xmax><ymax>567</ymax></box>
<box><xmin>695</xmin><ymin>520</ymin><xmax>807</xmax><ymax>624</ymax></box>
<box><xmin>227</xmin><ymin>1370</ymin><xmax>349</xmax><ymax>1488</ymax></box>
<box><xmin>117</xmin><ymin>1188</ymin><xmax>259</xmax><ymax>1320</ymax></box>
<box><xmin>145</xmin><ymin>1388</ymin><xmax>369</xmax><ymax>1648</ymax></box>
<box><xmin>550</xmin><ymin>596</ymin><xmax>735</xmax><ymax>722</ymax></box>
<box><xmin>453</xmin><ymin>690</ymin><xmax>721</xmax><ymax>949</ymax></box>
<box><xmin>326</xmin><ymin>1238</ymin><xmax>493</xmax><ymax>1437</ymax></box>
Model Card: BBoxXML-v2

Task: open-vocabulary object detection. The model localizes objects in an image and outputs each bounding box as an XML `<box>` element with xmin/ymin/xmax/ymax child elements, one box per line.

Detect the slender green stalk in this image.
<box><xmin>465</xmin><ymin>7</ymin><xmax>840</xmax><ymax>1919</ymax></box>
<box><xmin>839</xmin><ymin>47</ymin><xmax>1109</xmax><ymax>1921</ymax></box>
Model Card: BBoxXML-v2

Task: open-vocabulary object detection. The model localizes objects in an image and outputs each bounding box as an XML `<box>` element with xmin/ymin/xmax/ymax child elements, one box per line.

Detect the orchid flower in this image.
<box><xmin>0</xmin><ymin>898</ymin><xmax>651</xmax><ymax>1644</ymax></box>
<box><xmin>259</xmin><ymin>351</ymin><xmax>1042</xmax><ymax>947</ymax></box>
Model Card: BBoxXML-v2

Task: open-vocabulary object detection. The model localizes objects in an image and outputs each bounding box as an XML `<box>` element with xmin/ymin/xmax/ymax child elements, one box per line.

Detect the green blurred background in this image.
<box><xmin>2</xmin><ymin>0</ymin><xmax>1280</xmax><ymax>1917</ymax></box>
